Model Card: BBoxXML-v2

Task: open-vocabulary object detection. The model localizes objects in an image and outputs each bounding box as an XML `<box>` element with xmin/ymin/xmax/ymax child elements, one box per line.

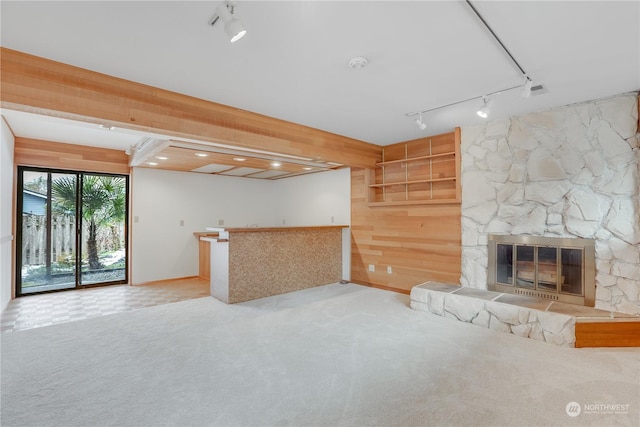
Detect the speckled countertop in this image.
<box><xmin>205</xmin><ymin>225</ymin><xmax>348</xmax><ymax>233</ymax></box>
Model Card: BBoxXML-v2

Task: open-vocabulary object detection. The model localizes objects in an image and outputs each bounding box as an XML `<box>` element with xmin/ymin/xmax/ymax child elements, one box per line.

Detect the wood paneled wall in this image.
<box><xmin>351</xmin><ymin>167</ymin><xmax>461</xmax><ymax>293</ymax></box>
<box><xmin>14</xmin><ymin>138</ymin><xmax>129</xmax><ymax>175</ymax></box>
<box><xmin>1</xmin><ymin>48</ymin><xmax>381</xmax><ymax>169</ymax></box>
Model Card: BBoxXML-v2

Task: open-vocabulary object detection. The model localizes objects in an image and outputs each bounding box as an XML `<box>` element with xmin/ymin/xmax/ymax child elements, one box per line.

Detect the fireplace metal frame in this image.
<box><xmin>487</xmin><ymin>234</ymin><xmax>596</xmax><ymax>306</ymax></box>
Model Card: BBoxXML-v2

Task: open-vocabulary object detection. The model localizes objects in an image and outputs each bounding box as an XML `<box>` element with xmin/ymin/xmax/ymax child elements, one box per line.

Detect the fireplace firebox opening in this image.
<box><xmin>488</xmin><ymin>235</ymin><xmax>596</xmax><ymax>306</ymax></box>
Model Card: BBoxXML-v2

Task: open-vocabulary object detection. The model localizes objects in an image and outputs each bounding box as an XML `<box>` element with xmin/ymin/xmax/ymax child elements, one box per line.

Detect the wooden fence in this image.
<box><xmin>21</xmin><ymin>213</ymin><xmax>123</xmax><ymax>266</ymax></box>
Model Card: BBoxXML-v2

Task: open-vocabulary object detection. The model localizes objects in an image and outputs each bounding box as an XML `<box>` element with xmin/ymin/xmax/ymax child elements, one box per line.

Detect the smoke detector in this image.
<box><xmin>348</xmin><ymin>56</ymin><xmax>368</xmax><ymax>69</ymax></box>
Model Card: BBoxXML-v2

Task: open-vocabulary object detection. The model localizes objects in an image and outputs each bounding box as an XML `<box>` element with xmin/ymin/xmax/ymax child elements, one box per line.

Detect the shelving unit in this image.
<box><xmin>367</xmin><ymin>127</ymin><xmax>461</xmax><ymax>206</ymax></box>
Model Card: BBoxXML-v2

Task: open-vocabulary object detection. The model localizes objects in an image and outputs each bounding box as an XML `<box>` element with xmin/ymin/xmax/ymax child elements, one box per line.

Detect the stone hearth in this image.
<box><xmin>460</xmin><ymin>93</ymin><xmax>640</xmax><ymax>315</ymax></box>
<box><xmin>410</xmin><ymin>281</ymin><xmax>640</xmax><ymax>347</ymax></box>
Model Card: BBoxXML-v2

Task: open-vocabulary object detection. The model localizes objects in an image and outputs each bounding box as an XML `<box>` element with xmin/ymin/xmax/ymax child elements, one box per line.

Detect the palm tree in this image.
<box><xmin>99</xmin><ymin>176</ymin><xmax>126</xmax><ymax>251</ymax></box>
<box><xmin>52</xmin><ymin>175</ymin><xmax>126</xmax><ymax>270</ymax></box>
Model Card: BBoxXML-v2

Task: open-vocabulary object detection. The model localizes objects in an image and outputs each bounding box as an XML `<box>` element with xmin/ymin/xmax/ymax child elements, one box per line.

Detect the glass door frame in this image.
<box><xmin>16</xmin><ymin>166</ymin><xmax>129</xmax><ymax>296</ymax></box>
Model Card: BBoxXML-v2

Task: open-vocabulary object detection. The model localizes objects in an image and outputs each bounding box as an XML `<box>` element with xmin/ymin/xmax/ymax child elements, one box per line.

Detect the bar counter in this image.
<box><xmin>199</xmin><ymin>225</ymin><xmax>348</xmax><ymax>304</ymax></box>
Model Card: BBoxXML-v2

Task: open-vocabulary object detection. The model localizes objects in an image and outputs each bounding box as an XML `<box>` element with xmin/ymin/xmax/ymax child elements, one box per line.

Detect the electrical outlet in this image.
<box><xmin>331</xmin><ymin>215</ymin><xmax>335</xmax><ymax>223</ymax></box>
<box><xmin>387</xmin><ymin>266</ymin><xmax>392</xmax><ymax>274</ymax></box>
<box><xmin>180</xmin><ymin>219</ymin><xmax>184</xmax><ymax>226</ymax></box>
<box><xmin>218</xmin><ymin>219</ymin><xmax>224</xmax><ymax>226</ymax></box>
<box><xmin>282</xmin><ymin>219</ymin><xmax>286</xmax><ymax>225</ymax></box>
<box><xmin>368</xmin><ymin>264</ymin><xmax>375</xmax><ymax>272</ymax></box>
<box><xmin>134</xmin><ymin>216</ymin><xmax>139</xmax><ymax>223</ymax></box>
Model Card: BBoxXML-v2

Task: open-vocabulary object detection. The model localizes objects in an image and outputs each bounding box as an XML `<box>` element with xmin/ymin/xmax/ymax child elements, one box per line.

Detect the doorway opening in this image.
<box><xmin>16</xmin><ymin>167</ymin><xmax>128</xmax><ymax>296</ymax></box>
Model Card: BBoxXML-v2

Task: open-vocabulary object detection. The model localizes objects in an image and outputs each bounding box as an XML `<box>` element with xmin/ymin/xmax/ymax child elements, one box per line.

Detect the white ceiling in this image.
<box><xmin>1</xmin><ymin>1</ymin><xmax>639</xmax><ymax>151</ymax></box>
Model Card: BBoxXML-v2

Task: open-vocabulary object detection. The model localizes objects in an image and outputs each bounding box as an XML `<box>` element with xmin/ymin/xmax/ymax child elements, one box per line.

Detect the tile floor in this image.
<box><xmin>1</xmin><ymin>277</ymin><xmax>209</xmax><ymax>333</ymax></box>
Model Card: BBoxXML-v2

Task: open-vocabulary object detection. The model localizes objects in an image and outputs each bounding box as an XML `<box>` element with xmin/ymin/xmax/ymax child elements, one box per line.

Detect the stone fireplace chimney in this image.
<box><xmin>460</xmin><ymin>93</ymin><xmax>640</xmax><ymax>314</ymax></box>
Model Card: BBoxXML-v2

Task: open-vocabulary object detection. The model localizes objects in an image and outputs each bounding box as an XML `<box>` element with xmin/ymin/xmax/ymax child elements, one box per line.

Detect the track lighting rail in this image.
<box><xmin>465</xmin><ymin>0</ymin><xmax>530</xmax><ymax>80</ymax></box>
<box><xmin>407</xmin><ymin>1</ymin><xmax>537</xmax><ymax>125</ymax></box>
<box><xmin>406</xmin><ymin>83</ymin><xmax>522</xmax><ymax>118</ymax></box>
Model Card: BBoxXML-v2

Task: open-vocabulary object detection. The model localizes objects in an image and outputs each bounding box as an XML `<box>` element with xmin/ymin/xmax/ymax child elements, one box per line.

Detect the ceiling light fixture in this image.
<box><xmin>146</xmin><ymin>162</ymin><xmax>158</xmax><ymax>166</ymax></box>
<box><xmin>156</xmin><ymin>156</ymin><xmax>168</xmax><ymax>160</ymax></box>
<box><xmin>271</xmin><ymin>161</ymin><xmax>281</xmax><ymax>168</ymax></box>
<box><xmin>195</xmin><ymin>153</ymin><xmax>209</xmax><ymax>157</ymax></box>
<box><xmin>414</xmin><ymin>113</ymin><xmax>427</xmax><ymax>130</ymax></box>
<box><xmin>476</xmin><ymin>97</ymin><xmax>492</xmax><ymax>119</ymax></box>
<box><xmin>233</xmin><ymin>157</ymin><xmax>246</xmax><ymax>161</ymax></box>
<box><xmin>98</xmin><ymin>124</ymin><xmax>115</xmax><ymax>131</ymax></box>
<box><xmin>208</xmin><ymin>1</ymin><xmax>246</xmax><ymax>43</ymax></box>
<box><xmin>521</xmin><ymin>78</ymin><xmax>533</xmax><ymax>98</ymax></box>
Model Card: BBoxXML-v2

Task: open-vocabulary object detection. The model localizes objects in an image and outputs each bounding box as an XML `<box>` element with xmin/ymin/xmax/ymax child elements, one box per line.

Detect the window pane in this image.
<box><xmin>79</xmin><ymin>174</ymin><xmax>127</xmax><ymax>285</ymax></box>
<box><xmin>20</xmin><ymin>172</ymin><xmax>78</xmax><ymax>294</ymax></box>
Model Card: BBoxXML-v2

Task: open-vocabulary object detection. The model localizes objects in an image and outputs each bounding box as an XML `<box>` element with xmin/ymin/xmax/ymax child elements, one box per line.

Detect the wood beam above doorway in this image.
<box><xmin>1</xmin><ymin>48</ymin><xmax>381</xmax><ymax>169</ymax></box>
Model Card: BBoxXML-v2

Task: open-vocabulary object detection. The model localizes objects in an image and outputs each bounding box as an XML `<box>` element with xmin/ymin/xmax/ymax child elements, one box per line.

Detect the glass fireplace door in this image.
<box><xmin>561</xmin><ymin>248</ymin><xmax>583</xmax><ymax>295</ymax></box>
<box><xmin>495</xmin><ymin>244</ymin><xmax>579</xmax><ymax>294</ymax></box>
<box><xmin>536</xmin><ymin>246</ymin><xmax>558</xmax><ymax>292</ymax></box>
<box><xmin>515</xmin><ymin>245</ymin><xmax>535</xmax><ymax>289</ymax></box>
<box><xmin>488</xmin><ymin>234</ymin><xmax>595</xmax><ymax>306</ymax></box>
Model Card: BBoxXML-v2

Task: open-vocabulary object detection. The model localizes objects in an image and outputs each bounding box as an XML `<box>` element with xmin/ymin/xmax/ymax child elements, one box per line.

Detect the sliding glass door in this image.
<box><xmin>78</xmin><ymin>174</ymin><xmax>127</xmax><ymax>285</ymax></box>
<box><xmin>19</xmin><ymin>170</ymin><xmax>78</xmax><ymax>293</ymax></box>
<box><xmin>17</xmin><ymin>167</ymin><xmax>128</xmax><ymax>295</ymax></box>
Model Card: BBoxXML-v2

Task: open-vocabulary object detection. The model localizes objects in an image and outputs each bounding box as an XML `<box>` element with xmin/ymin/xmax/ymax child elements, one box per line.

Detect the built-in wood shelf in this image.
<box><xmin>375</xmin><ymin>151</ymin><xmax>456</xmax><ymax>167</ymax></box>
<box><xmin>369</xmin><ymin>177</ymin><xmax>456</xmax><ymax>188</ymax></box>
<box><xmin>367</xmin><ymin>198</ymin><xmax>461</xmax><ymax>207</ymax></box>
<box><xmin>367</xmin><ymin>128</ymin><xmax>461</xmax><ymax>206</ymax></box>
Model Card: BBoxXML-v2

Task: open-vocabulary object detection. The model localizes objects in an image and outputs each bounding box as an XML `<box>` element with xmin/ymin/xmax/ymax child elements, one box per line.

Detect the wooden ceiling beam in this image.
<box><xmin>1</xmin><ymin>48</ymin><xmax>381</xmax><ymax>169</ymax></box>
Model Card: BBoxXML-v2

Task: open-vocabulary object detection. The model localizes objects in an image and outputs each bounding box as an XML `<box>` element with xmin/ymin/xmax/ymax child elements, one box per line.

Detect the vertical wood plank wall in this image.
<box><xmin>350</xmin><ymin>169</ymin><xmax>462</xmax><ymax>293</ymax></box>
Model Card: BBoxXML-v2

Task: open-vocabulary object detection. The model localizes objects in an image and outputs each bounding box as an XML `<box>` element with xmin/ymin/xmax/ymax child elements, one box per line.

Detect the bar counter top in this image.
<box><xmin>204</xmin><ymin>225</ymin><xmax>348</xmax><ymax>234</ymax></box>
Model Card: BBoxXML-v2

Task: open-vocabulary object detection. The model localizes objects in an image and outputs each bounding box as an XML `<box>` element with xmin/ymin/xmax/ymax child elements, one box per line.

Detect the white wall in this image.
<box><xmin>131</xmin><ymin>167</ymin><xmax>352</xmax><ymax>284</ymax></box>
<box><xmin>1</xmin><ymin>118</ymin><xmax>16</xmax><ymax>312</ymax></box>
<box><xmin>273</xmin><ymin>168</ymin><xmax>351</xmax><ymax>226</ymax></box>
<box><xmin>131</xmin><ymin>168</ymin><xmax>278</xmax><ymax>283</ymax></box>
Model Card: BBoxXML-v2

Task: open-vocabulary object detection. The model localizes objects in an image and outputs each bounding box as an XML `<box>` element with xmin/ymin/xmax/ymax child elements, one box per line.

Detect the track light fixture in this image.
<box><xmin>415</xmin><ymin>113</ymin><xmax>427</xmax><ymax>130</ymax></box>
<box><xmin>209</xmin><ymin>1</ymin><xmax>246</xmax><ymax>43</ymax></box>
<box><xmin>405</xmin><ymin>78</ymin><xmax>538</xmax><ymax>127</ymax></box>
<box><xmin>476</xmin><ymin>97</ymin><xmax>492</xmax><ymax>119</ymax></box>
<box><xmin>521</xmin><ymin>78</ymin><xmax>533</xmax><ymax>98</ymax></box>
<box><xmin>404</xmin><ymin>2</ymin><xmax>545</xmax><ymax>129</ymax></box>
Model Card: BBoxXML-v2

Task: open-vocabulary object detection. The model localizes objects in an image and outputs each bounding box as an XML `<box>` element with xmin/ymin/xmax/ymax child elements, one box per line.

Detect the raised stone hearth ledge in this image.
<box><xmin>410</xmin><ymin>282</ymin><xmax>640</xmax><ymax>348</ymax></box>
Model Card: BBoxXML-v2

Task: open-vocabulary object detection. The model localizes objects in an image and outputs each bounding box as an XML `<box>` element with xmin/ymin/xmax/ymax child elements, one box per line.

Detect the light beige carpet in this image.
<box><xmin>1</xmin><ymin>283</ymin><xmax>638</xmax><ymax>426</ymax></box>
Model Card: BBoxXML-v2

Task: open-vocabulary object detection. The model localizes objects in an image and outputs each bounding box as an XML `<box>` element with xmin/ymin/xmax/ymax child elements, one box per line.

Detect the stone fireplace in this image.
<box><xmin>460</xmin><ymin>93</ymin><xmax>639</xmax><ymax>315</ymax></box>
<box><xmin>487</xmin><ymin>234</ymin><xmax>595</xmax><ymax>306</ymax></box>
